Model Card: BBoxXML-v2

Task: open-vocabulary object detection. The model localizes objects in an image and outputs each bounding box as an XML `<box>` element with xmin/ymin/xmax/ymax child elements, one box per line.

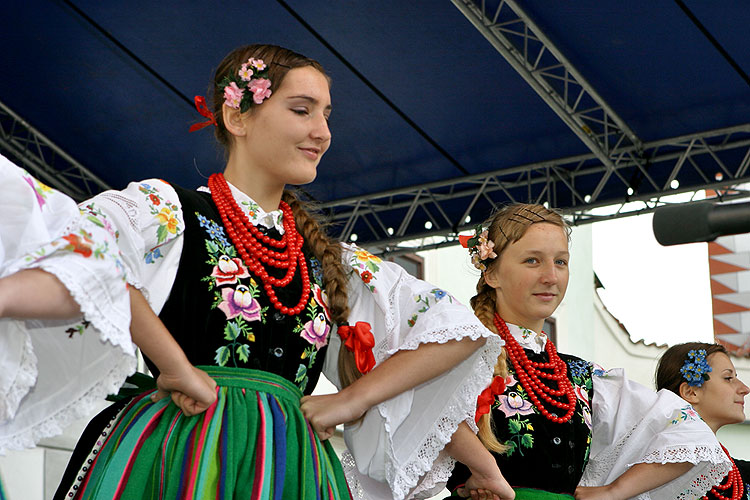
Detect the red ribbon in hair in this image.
<box><xmin>338</xmin><ymin>321</ymin><xmax>376</xmax><ymax>374</ymax></box>
<box><xmin>475</xmin><ymin>375</ymin><xmax>507</xmax><ymax>423</ymax></box>
<box><xmin>188</xmin><ymin>96</ymin><xmax>217</xmax><ymax>132</ymax></box>
<box><xmin>458</xmin><ymin>234</ymin><xmax>472</xmax><ymax>248</ymax></box>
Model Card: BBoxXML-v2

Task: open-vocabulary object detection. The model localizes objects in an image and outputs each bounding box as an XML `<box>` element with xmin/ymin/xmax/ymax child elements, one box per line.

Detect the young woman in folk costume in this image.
<box><xmin>0</xmin><ymin>155</ymin><xmax>219</xmax><ymax>498</ymax></box>
<box><xmin>656</xmin><ymin>342</ymin><xmax>750</xmax><ymax>500</ymax></box>
<box><xmin>52</xmin><ymin>44</ymin><xmax>514</xmax><ymax>500</ymax></box>
<box><xmin>445</xmin><ymin>203</ymin><xmax>731</xmax><ymax>500</ymax></box>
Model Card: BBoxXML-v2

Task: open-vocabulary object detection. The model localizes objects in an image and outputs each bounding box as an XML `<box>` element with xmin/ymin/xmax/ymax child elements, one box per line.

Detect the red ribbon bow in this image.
<box><xmin>475</xmin><ymin>375</ymin><xmax>507</xmax><ymax>423</ymax></box>
<box><xmin>338</xmin><ymin>321</ymin><xmax>376</xmax><ymax>374</ymax></box>
<box><xmin>188</xmin><ymin>96</ymin><xmax>217</xmax><ymax>132</ymax></box>
<box><xmin>458</xmin><ymin>234</ymin><xmax>472</xmax><ymax>248</ymax></box>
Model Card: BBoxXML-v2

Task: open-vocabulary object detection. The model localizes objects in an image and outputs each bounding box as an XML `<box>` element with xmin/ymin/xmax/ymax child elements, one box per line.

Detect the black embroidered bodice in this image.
<box><xmin>447</xmin><ymin>351</ymin><xmax>594</xmax><ymax>495</ymax></box>
<box><xmin>153</xmin><ymin>186</ymin><xmax>332</xmax><ymax>394</ymax></box>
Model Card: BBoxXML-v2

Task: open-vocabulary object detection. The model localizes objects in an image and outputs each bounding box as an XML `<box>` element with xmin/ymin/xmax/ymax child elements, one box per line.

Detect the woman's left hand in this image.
<box><xmin>300</xmin><ymin>391</ymin><xmax>367</xmax><ymax>441</ymax></box>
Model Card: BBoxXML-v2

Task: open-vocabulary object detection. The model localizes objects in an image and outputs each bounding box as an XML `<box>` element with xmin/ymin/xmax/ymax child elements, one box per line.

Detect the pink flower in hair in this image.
<box><xmin>248</xmin><ymin>58</ymin><xmax>267</xmax><ymax>71</ymax></box>
<box><xmin>223</xmin><ymin>82</ymin><xmax>244</xmax><ymax>109</ymax></box>
<box><xmin>248</xmin><ymin>78</ymin><xmax>272</xmax><ymax>104</ymax></box>
<box><xmin>238</xmin><ymin>64</ymin><xmax>253</xmax><ymax>82</ymax></box>
<box><xmin>476</xmin><ymin>230</ymin><xmax>497</xmax><ymax>261</ymax></box>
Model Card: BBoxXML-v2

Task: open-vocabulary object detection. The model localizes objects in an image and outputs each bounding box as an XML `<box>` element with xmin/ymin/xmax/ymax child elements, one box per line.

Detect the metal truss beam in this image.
<box><xmin>322</xmin><ymin>124</ymin><xmax>750</xmax><ymax>255</ymax></box>
<box><xmin>451</xmin><ymin>0</ymin><xmax>654</xmax><ymax>202</ymax></box>
<box><xmin>0</xmin><ymin>99</ymin><xmax>111</xmax><ymax>201</ymax></box>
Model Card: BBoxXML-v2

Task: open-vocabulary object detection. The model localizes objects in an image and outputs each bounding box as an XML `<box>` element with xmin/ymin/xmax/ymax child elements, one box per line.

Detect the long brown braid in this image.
<box><xmin>209</xmin><ymin>44</ymin><xmax>360</xmax><ymax>387</ymax></box>
<box><xmin>281</xmin><ymin>190</ymin><xmax>361</xmax><ymax>387</ymax></box>
<box><xmin>471</xmin><ymin>203</ymin><xmax>570</xmax><ymax>453</ymax></box>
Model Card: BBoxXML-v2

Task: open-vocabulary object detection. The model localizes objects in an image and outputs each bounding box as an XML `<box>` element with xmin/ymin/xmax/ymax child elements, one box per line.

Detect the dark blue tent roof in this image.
<box><xmin>2</xmin><ymin>1</ymin><xmax>749</xmax><ymax>246</ymax></box>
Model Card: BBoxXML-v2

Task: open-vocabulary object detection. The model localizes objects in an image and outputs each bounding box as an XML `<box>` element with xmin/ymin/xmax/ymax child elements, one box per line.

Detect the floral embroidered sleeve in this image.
<box><xmin>91</xmin><ymin>179</ymin><xmax>185</xmax><ymax>312</ymax></box>
<box><xmin>579</xmin><ymin>367</ymin><xmax>731</xmax><ymax>500</ymax></box>
<box><xmin>322</xmin><ymin>243</ymin><xmax>504</xmax><ymax>500</ymax></box>
<box><xmin>0</xmin><ymin>157</ymin><xmax>136</xmax><ymax>453</ymax></box>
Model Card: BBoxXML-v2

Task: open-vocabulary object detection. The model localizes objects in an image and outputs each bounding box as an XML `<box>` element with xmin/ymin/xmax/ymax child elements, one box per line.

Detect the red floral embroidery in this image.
<box><xmin>149</xmin><ymin>194</ymin><xmax>161</xmax><ymax>205</ymax></box>
<box><xmin>62</xmin><ymin>233</ymin><xmax>93</xmax><ymax>257</ymax></box>
<box><xmin>360</xmin><ymin>270</ymin><xmax>373</xmax><ymax>283</ymax></box>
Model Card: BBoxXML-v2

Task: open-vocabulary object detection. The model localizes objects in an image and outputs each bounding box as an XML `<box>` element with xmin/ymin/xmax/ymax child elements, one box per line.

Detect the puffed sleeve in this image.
<box><xmin>0</xmin><ymin>158</ymin><xmax>136</xmax><ymax>452</ymax></box>
<box><xmin>90</xmin><ymin>179</ymin><xmax>185</xmax><ymax>313</ymax></box>
<box><xmin>579</xmin><ymin>368</ymin><xmax>730</xmax><ymax>499</ymax></box>
<box><xmin>322</xmin><ymin>243</ymin><xmax>504</xmax><ymax>500</ymax></box>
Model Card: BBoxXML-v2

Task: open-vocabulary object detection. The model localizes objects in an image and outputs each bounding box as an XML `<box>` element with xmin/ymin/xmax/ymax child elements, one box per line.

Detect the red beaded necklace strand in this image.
<box><xmin>702</xmin><ymin>445</ymin><xmax>744</xmax><ymax>500</ymax></box>
<box><xmin>208</xmin><ymin>173</ymin><xmax>310</xmax><ymax>316</ymax></box>
<box><xmin>493</xmin><ymin>313</ymin><xmax>577</xmax><ymax>424</ymax></box>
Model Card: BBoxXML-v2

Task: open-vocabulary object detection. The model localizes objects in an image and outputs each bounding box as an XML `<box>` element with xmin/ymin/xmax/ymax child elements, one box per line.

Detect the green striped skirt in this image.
<box><xmin>65</xmin><ymin>367</ymin><xmax>351</xmax><ymax>500</ymax></box>
<box><xmin>514</xmin><ymin>488</ymin><xmax>575</xmax><ymax>500</ymax></box>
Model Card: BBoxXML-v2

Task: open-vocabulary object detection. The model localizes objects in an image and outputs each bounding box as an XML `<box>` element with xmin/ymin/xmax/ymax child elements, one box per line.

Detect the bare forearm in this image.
<box><xmin>128</xmin><ymin>287</ymin><xmax>189</xmax><ymax>374</ymax></box>
<box><xmin>340</xmin><ymin>336</ymin><xmax>486</xmax><ymax>410</ymax></box>
<box><xmin>609</xmin><ymin>462</ymin><xmax>692</xmax><ymax>498</ymax></box>
<box><xmin>446</xmin><ymin>421</ymin><xmax>498</xmax><ymax>477</ymax></box>
<box><xmin>0</xmin><ymin>269</ymin><xmax>81</xmax><ymax>319</ymax></box>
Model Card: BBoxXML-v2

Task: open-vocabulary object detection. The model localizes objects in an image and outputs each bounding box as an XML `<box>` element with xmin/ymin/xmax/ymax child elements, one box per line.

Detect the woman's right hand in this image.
<box><xmin>151</xmin><ymin>364</ymin><xmax>217</xmax><ymax>416</ymax></box>
<box><xmin>457</xmin><ymin>471</ymin><xmax>516</xmax><ymax>500</ymax></box>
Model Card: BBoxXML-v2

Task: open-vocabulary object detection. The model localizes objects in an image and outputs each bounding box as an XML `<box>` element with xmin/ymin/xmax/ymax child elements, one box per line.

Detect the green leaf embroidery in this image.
<box><xmin>521</xmin><ymin>434</ymin><xmax>534</xmax><ymax>448</ymax></box>
<box><xmin>224</xmin><ymin>322</ymin><xmax>241</xmax><ymax>341</ymax></box>
<box><xmin>156</xmin><ymin>224</ymin><xmax>168</xmax><ymax>244</ymax></box>
<box><xmin>214</xmin><ymin>346</ymin><xmax>230</xmax><ymax>366</ymax></box>
<box><xmin>236</xmin><ymin>344</ymin><xmax>250</xmax><ymax>363</ymax></box>
<box><xmin>508</xmin><ymin>418</ymin><xmax>522</xmax><ymax>434</ymax></box>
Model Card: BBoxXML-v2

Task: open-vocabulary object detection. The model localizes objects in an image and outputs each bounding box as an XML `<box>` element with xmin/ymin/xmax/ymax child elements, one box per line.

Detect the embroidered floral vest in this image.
<box><xmin>154</xmin><ymin>186</ymin><xmax>332</xmax><ymax>394</ymax></box>
<box><xmin>448</xmin><ymin>351</ymin><xmax>594</xmax><ymax>495</ymax></box>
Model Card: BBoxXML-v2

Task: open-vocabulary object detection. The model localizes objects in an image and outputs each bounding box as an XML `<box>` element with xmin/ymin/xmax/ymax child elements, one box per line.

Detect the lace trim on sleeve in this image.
<box><xmin>0</xmin><ymin>349</ymin><xmax>135</xmax><ymax>453</ymax></box>
<box><xmin>386</xmin><ymin>334</ymin><xmax>502</xmax><ymax>499</ymax></box>
<box><xmin>583</xmin><ymin>423</ymin><xmax>731</xmax><ymax>500</ymax></box>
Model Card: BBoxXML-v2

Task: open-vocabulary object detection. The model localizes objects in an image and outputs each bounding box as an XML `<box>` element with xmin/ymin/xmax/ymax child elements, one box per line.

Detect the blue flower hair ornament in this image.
<box><xmin>680</xmin><ymin>349</ymin><xmax>712</xmax><ymax>387</ymax></box>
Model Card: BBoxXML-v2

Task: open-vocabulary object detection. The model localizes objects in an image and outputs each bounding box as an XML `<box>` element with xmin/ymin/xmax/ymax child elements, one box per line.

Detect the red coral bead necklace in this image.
<box><xmin>702</xmin><ymin>445</ymin><xmax>743</xmax><ymax>500</ymax></box>
<box><xmin>493</xmin><ymin>313</ymin><xmax>577</xmax><ymax>424</ymax></box>
<box><xmin>208</xmin><ymin>173</ymin><xmax>310</xmax><ymax>316</ymax></box>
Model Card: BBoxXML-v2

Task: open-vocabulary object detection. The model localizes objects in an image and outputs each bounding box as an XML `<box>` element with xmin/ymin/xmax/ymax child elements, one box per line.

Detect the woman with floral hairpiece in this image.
<box><xmin>655</xmin><ymin>342</ymin><xmax>749</xmax><ymax>500</ymax></box>
<box><xmin>51</xmin><ymin>44</ymin><xmax>513</xmax><ymax>500</ymax></box>
<box><xmin>445</xmin><ymin>203</ymin><xmax>730</xmax><ymax>500</ymax></box>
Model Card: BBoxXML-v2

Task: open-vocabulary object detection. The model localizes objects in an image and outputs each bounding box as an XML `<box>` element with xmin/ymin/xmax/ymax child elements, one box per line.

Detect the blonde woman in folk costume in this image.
<box><xmin>446</xmin><ymin>203</ymin><xmax>730</xmax><ymax>500</ymax></box>
<box><xmin>53</xmin><ymin>44</ymin><xmax>516</xmax><ymax>500</ymax></box>
<box><xmin>656</xmin><ymin>342</ymin><xmax>750</xmax><ymax>500</ymax></box>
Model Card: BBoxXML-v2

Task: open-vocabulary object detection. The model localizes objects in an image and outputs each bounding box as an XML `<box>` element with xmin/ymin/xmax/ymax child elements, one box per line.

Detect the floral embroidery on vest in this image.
<box><xmin>294</xmin><ymin>260</ymin><xmax>330</xmax><ymax>392</ymax></box>
<box><xmin>194</xmin><ymin>209</ymin><xmax>331</xmax><ymax>391</ymax></box>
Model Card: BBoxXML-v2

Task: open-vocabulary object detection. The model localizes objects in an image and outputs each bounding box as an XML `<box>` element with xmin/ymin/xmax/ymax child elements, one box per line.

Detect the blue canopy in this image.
<box><xmin>2</xmin><ymin>1</ymin><xmax>749</xmax><ymax>246</ymax></box>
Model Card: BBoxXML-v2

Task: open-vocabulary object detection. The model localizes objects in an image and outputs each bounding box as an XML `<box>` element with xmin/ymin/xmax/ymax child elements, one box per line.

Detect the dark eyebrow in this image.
<box><xmin>287</xmin><ymin>95</ymin><xmax>332</xmax><ymax>111</ymax></box>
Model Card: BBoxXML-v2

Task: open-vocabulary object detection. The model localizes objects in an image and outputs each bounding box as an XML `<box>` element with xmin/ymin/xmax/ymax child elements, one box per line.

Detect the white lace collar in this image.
<box><xmin>506</xmin><ymin>322</ymin><xmax>547</xmax><ymax>354</ymax></box>
<box><xmin>199</xmin><ymin>181</ymin><xmax>285</xmax><ymax>234</ymax></box>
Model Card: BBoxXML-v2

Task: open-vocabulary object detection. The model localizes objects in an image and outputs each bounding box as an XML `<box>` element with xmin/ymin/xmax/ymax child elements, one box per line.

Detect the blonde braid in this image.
<box><xmin>282</xmin><ymin>191</ymin><xmax>361</xmax><ymax>387</ymax></box>
<box><xmin>470</xmin><ymin>279</ymin><xmax>509</xmax><ymax>454</ymax></box>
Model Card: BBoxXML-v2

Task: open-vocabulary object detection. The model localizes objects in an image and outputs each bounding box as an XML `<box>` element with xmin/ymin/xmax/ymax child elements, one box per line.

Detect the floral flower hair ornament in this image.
<box><xmin>680</xmin><ymin>349</ymin><xmax>712</xmax><ymax>387</ymax></box>
<box><xmin>189</xmin><ymin>57</ymin><xmax>273</xmax><ymax>132</ymax></box>
<box><xmin>459</xmin><ymin>224</ymin><xmax>498</xmax><ymax>271</ymax></box>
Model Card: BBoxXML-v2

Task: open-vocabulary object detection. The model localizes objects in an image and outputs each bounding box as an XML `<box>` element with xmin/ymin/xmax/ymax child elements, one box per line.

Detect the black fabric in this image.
<box><xmin>447</xmin><ymin>351</ymin><xmax>594</xmax><ymax>495</ymax></box>
<box><xmin>156</xmin><ymin>186</ymin><xmax>329</xmax><ymax>394</ymax></box>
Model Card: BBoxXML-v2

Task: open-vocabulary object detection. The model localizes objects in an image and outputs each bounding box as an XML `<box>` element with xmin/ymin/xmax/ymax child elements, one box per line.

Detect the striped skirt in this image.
<box><xmin>63</xmin><ymin>367</ymin><xmax>351</xmax><ymax>500</ymax></box>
